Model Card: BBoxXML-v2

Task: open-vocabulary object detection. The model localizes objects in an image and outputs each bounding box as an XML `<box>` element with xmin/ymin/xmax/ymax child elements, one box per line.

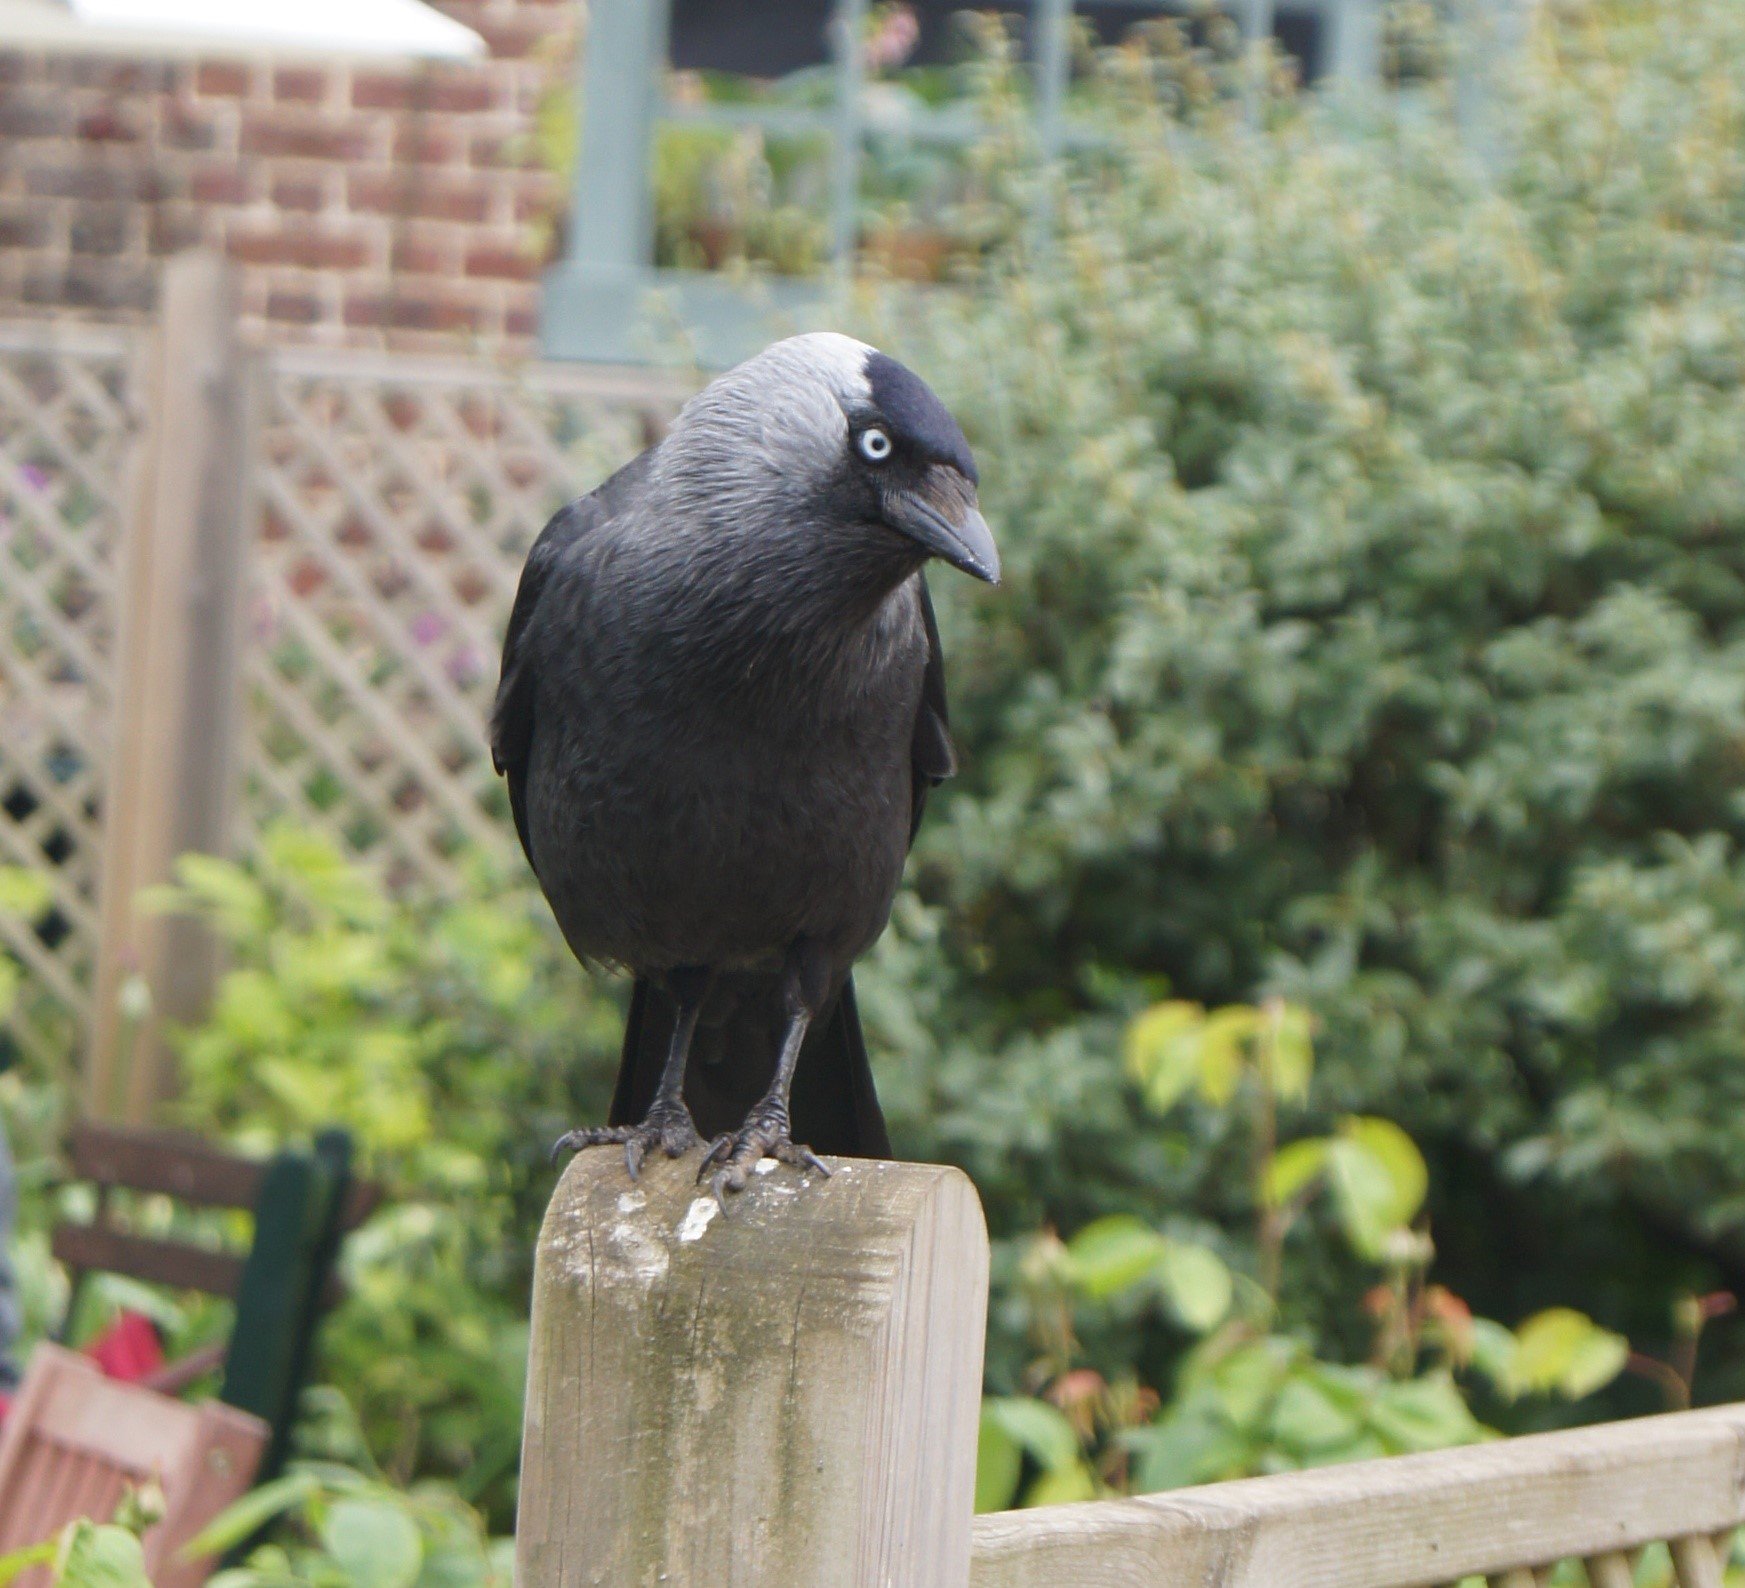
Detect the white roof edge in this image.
<box><xmin>0</xmin><ymin>0</ymin><xmax>486</xmax><ymax>61</ymax></box>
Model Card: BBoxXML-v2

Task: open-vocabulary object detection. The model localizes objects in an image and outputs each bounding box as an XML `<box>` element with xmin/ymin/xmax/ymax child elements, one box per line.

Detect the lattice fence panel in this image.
<box><xmin>0</xmin><ymin>326</ymin><xmax>139</xmax><ymax>1075</ymax></box>
<box><xmin>250</xmin><ymin>352</ymin><xmax>682</xmax><ymax>894</ymax></box>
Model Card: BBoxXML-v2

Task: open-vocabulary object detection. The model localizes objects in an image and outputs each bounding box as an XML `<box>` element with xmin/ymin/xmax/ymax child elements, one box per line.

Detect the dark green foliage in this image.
<box><xmin>855</xmin><ymin>0</ymin><xmax>1745</xmax><ymax>1401</ymax></box>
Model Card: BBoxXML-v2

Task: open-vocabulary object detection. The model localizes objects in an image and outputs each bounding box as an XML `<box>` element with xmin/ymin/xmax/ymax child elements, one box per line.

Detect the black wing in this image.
<box><xmin>908</xmin><ymin>573</ymin><xmax>957</xmax><ymax>842</ymax></box>
<box><xmin>491</xmin><ymin>451</ymin><xmax>653</xmax><ymax>872</ymax></box>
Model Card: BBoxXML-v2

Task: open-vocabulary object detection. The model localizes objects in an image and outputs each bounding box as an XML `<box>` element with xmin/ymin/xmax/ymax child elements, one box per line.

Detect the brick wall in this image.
<box><xmin>0</xmin><ymin>0</ymin><xmax>580</xmax><ymax>352</ymax></box>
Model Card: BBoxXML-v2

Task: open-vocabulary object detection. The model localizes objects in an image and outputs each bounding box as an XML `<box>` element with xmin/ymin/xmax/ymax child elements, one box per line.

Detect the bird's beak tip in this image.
<box><xmin>945</xmin><ymin>506</ymin><xmax>1001</xmax><ymax>586</ymax></box>
<box><xmin>887</xmin><ymin>489</ymin><xmax>1000</xmax><ymax>586</ymax></box>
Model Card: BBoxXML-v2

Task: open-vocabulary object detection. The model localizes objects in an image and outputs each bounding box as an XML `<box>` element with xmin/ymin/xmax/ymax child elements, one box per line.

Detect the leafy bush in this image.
<box><xmin>974</xmin><ymin>998</ymin><xmax>1629</xmax><ymax>1509</ymax></box>
<box><xmin>855</xmin><ymin>0</ymin><xmax>1745</xmax><ymax>1406</ymax></box>
<box><xmin>149</xmin><ymin>825</ymin><xmax>622</xmax><ymax>1522</ymax></box>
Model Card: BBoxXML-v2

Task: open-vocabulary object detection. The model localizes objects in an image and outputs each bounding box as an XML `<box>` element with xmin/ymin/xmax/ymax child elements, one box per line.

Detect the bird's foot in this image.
<box><xmin>697</xmin><ymin>1106</ymin><xmax>830</xmax><ymax>1207</ymax></box>
<box><xmin>550</xmin><ymin>1100</ymin><xmax>701</xmax><ymax>1180</ymax></box>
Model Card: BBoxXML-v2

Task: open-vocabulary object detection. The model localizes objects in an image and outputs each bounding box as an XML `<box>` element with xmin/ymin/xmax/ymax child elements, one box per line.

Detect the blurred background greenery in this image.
<box><xmin>10</xmin><ymin>0</ymin><xmax>1745</xmax><ymax>1580</ymax></box>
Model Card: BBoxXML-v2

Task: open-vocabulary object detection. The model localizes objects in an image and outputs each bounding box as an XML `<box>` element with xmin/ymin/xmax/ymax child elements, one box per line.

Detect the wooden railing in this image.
<box><xmin>518</xmin><ymin>1154</ymin><xmax>1745</xmax><ymax>1588</ymax></box>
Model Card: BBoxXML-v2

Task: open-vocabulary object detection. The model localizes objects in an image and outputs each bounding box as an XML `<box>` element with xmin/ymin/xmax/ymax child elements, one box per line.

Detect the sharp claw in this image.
<box><xmin>549</xmin><ymin>1132</ymin><xmax>580</xmax><ymax>1166</ymax></box>
<box><xmin>624</xmin><ymin>1138</ymin><xmax>645</xmax><ymax>1180</ymax></box>
<box><xmin>800</xmin><ymin>1148</ymin><xmax>831</xmax><ymax>1177</ymax></box>
<box><xmin>697</xmin><ymin>1136</ymin><xmax>731</xmax><ymax>1181</ymax></box>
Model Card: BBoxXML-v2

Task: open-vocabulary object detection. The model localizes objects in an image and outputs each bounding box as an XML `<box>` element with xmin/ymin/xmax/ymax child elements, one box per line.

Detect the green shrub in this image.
<box><xmin>854</xmin><ymin>0</ymin><xmax>1745</xmax><ymax>1402</ymax></box>
<box><xmin>974</xmin><ymin>997</ymin><xmax>1628</xmax><ymax>1509</ymax></box>
<box><xmin>151</xmin><ymin>825</ymin><xmax>622</xmax><ymax>1522</ymax></box>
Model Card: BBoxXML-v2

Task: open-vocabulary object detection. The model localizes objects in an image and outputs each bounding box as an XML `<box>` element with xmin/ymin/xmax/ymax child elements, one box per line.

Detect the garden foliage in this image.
<box><xmin>864</xmin><ymin>0</ymin><xmax>1745</xmax><ymax>1407</ymax></box>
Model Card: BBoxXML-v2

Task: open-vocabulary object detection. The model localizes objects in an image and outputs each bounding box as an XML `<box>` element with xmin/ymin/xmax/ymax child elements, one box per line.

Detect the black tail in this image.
<box><xmin>608</xmin><ymin>972</ymin><xmax>892</xmax><ymax>1159</ymax></box>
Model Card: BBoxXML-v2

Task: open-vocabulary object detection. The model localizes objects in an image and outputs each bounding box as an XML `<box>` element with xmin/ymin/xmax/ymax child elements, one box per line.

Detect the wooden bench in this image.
<box><xmin>0</xmin><ymin>1345</ymin><xmax>266</xmax><ymax>1588</ymax></box>
<box><xmin>54</xmin><ymin>1121</ymin><xmax>379</xmax><ymax>1478</ymax></box>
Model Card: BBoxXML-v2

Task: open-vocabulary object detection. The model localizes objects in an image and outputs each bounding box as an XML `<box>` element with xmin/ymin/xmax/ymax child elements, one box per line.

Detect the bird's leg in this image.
<box><xmin>552</xmin><ymin>968</ymin><xmax>708</xmax><ymax>1179</ymax></box>
<box><xmin>699</xmin><ymin>947</ymin><xmax>832</xmax><ymax>1203</ymax></box>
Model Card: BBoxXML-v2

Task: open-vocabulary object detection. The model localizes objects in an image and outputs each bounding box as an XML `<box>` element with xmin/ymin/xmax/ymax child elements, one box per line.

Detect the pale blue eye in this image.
<box><xmin>858</xmin><ymin>428</ymin><xmax>893</xmax><ymax>463</ymax></box>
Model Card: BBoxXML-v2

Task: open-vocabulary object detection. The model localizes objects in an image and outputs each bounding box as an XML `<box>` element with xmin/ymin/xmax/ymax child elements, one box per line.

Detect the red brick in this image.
<box><xmin>503</xmin><ymin>302</ymin><xmax>538</xmax><ymax>340</ymax></box>
<box><xmin>274</xmin><ymin>68</ymin><xmax>329</xmax><ymax>103</ymax></box>
<box><xmin>350</xmin><ymin>171</ymin><xmax>490</xmax><ymax>224</ymax></box>
<box><xmin>0</xmin><ymin>99</ymin><xmax>72</xmax><ymax>138</ymax></box>
<box><xmin>161</xmin><ymin>101</ymin><xmax>219</xmax><ymax>150</ymax></box>
<box><xmin>26</xmin><ymin>163</ymin><xmax>165</xmax><ymax>203</ymax></box>
<box><xmin>464</xmin><ymin>242</ymin><xmax>536</xmax><ymax>281</ymax></box>
<box><xmin>190</xmin><ymin>165</ymin><xmax>251</xmax><ymax>205</ymax></box>
<box><xmin>392</xmin><ymin>124</ymin><xmax>462</xmax><ymax>164</ymax></box>
<box><xmin>77</xmin><ymin>107</ymin><xmax>139</xmax><ymax>142</ymax></box>
<box><xmin>266</xmin><ymin>290</ymin><xmax>322</xmax><ymax>324</ymax></box>
<box><xmin>226</xmin><ymin>226</ymin><xmax>373</xmax><ymax>270</ymax></box>
<box><xmin>422</xmin><ymin>72</ymin><xmax>495</xmax><ymax>114</ymax></box>
<box><xmin>149</xmin><ymin>205</ymin><xmax>208</xmax><ymax>255</ymax></box>
<box><xmin>469</xmin><ymin>131</ymin><xmax>530</xmax><ymax>169</ymax></box>
<box><xmin>345</xmin><ymin>287</ymin><xmax>484</xmax><ymax>333</ymax></box>
<box><xmin>0</xmin><ymin>207</ymin><xmax>55</xmax><ymax>250</ymax></box>
<box><xmin>32</xmin><ymin>257</ymin><xmax>155</xmax><ymax>312</ymax></box>
<box><xmin>352</xmin><ymin>71</ymin><xmax>416</xmax><ymax>110</ymax></box>
<box><xmin>70</xmin><ymin>205</ymin><xmax>130</xmax><ymax>256</ymax></box>
<box><xmin>390</xmin><ymin>234</ymin><xmax>453</xmax><ymax>275</ymax></box>
<box><xmin>240</xmin><ymin>112</ymin><xmax>373</xmax><ymax>161</ymax></box>
<box><xmin>196</xmin><ymin>62</ymin><xmax>251</xmax><ymax>97</ymax></box>
<box><xmin>270</xmin><ymin>175</ymin><xmax>325</xmax><ymax>212</ymax></box>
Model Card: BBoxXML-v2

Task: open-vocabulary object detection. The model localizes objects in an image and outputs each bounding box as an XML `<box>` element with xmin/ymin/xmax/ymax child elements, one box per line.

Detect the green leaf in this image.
<box><xmin>1262</xmin><ymin>1137</ymin><xmax>1330</xmax><ymax>1209</ymax></box>
<box><xmin>1153</xmin><ymin>1240</ymin><xmax>1234</xmax><ymax>1332</ymax></box>
<box><xmin>53</xmin><ymin>1523</ymin><xmax>149</xmax><ymax>1588</ymax></box>
<box><xmin>974</xmin><ymin>1409</ymin><xmax>1023</xmax><ymax>1513</ymax></box>
<box><xmin>1467</xmin><ymin>1317</ymin><xmax>1520</xmax><ymax>1389</ymax></box>
<box><xmin>1364</xmin><ymin>1372</ymin><xmax>1490</xmax><ymax>1452</ymax></box>
<box><xmin>1509</xmin><ymin>1309</ymin><xmax>1629</xmax><ymax>1400</ymax></box>
<box><xmin>1196</xmin><ymin>1006</ymin><xmax>1260</xmax><ymax>1106</ymax></box>
<box><xmin>183</xmin><ymin>1474</ymin><xmax>323</xmax><ymax>1560</ymax></box>
<box><xmin>981</xmin><ymin>1396</ymin><xmax>1082</xmax><ymax>1473</ymax></box>
<box><xmin>1201</xmin><ymin>1337</ymin><xmax>1300</xmax><ymax>1429</ymax></box>
<box><xmin>1066</xmin><ymin>1215</ymin><xmax>1169</xmax><ymax>1300</ymax></box>
<box><xmin>1327</xmin><ymin>1118</ymin><xmax>1428</xmax><ymax>1259</ymax></box>
<box><xmin>0</xmin><ymin>1541</ymin><xmax>56</xmax><ymax>1588</ymax></box>
<box><xmin>1124</xmin><ymin>1001</ymin><xmax>1205</xmax><ymax>1116</ymax></box>
<box><xmin>1268</xmin><ymin>1373</ymin><xmax>1362</xmax><ymax>1456</ymax></box>
<box><xmin>320</xmin><ymin>1499</ymin><xmax>423</xmax><ymax>1588</ymax></box>
<box><xmin>1022</xmin><ymin>1460</ymin><xmax>1098</xmax><ymax>1507</ymax></box>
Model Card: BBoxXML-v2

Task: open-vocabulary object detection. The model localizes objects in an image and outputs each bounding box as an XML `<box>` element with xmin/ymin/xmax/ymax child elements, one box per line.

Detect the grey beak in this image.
<box><xmin>887</xmin><ymin>493</ymin><xmax>1001</xmax><ymax>585</ymax></box>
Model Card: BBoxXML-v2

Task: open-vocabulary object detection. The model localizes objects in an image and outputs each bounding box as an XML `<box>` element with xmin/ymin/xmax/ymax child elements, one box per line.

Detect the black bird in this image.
<box><xmin>492</xmin><ymin>333</ymin><xmax>997</xmax><ymax>1199</ymax></box>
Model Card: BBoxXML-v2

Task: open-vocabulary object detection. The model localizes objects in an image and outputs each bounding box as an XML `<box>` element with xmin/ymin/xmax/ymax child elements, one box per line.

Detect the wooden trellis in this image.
<box><xmin>246</xmin><ymin>348</ymin><xmax>676</xmax><ymax>896</ymax></box>
<box><xmin>0</xmin><ymin>256</ymin><xmax>687</xmax><ymax>1113</ymax></box>
<box><xmin>0</xmin><ymin>321</ymin><xmax>137</xmax><ymax>1080</ymax></box>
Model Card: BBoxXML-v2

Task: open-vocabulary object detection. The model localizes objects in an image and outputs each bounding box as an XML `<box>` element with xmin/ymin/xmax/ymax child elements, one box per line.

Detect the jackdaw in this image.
<box><xmin>492</xmin><ymin>333</ymin><xmax>997</xmax><ymax>1199</ymax></box>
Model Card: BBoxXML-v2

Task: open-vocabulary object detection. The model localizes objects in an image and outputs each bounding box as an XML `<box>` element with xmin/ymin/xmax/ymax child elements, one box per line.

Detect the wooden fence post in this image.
<box><xmin>87</xmin><ymin>251</ymin><xmax>256</xmax><ymax>1121</ymax></box>
<box><xmin>518</xmin><ymin>1153</ymin><xmax>989</xmax><ymax>1588</ymax></box>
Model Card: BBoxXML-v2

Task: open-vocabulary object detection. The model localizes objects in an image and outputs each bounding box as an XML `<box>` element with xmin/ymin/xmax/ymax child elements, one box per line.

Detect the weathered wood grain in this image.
<box><xmin>88</xmin><ymin>250</ymin><xmax>256</xmax><ymax>1119</ymax></box>
<box><xmin>518</xmin><ymin>1152</ymin><xmax>988</xmax><ymax>1588</ymax></box>
<box><xmin>971</xmin><ymin>1404</ymin><xmax>1745</xmax><ymax>1588</ymax></box>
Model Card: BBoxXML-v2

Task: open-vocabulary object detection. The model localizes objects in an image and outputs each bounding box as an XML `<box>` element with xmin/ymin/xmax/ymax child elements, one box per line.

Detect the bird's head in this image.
<box><xmin>664</xmin><ymin>332</ymin><xmax>999</xmax><ymax>587</ymax></box>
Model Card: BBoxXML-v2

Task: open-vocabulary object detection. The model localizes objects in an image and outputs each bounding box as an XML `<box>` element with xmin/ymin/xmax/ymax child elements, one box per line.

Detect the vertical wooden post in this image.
<box><xmin>87</xmin><ymin>251</ymin><xmax>256</xmax><ymax>1121</ymax></box>
<box><xmin>828</xmin><ymin>0</ymin><xmax>869</xmax><ymax>279</ymax></box>
<box><xmin>518</xmin><ymin>1153</ymin><xmax>989</xmax><ymax>1588</ymax></box>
